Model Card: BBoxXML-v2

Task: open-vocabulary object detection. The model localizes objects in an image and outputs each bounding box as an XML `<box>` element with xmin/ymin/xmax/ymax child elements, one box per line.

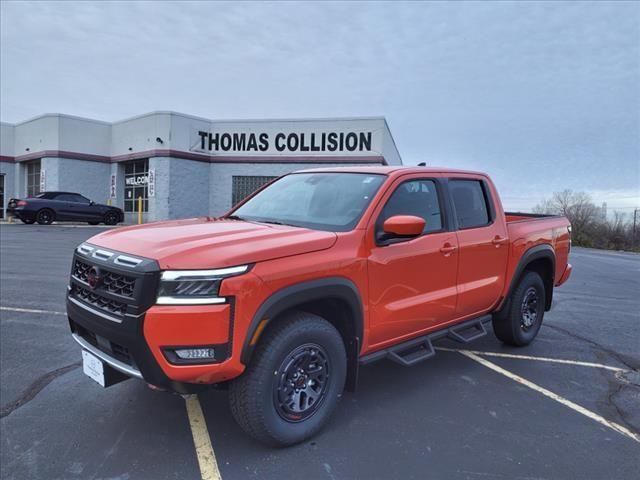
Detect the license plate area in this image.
<box><xmin>81</xmin><ymin>350</ymin><xmax>130</xmax><ymax>388</ymax></box>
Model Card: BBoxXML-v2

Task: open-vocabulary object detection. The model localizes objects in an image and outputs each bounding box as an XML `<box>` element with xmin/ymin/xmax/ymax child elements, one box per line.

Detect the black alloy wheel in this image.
<box><xmin>229</xmin><ymin>311</ymin><xmax>347</xmax><ymax>446</ymax></box>
<box><xmin>36</xmin><ymin>209</ymin><xmax>54</xmax><ymax>225</ymax></box>
<box><xmin>104</xmin><ymin>211</ymin><xmax>119</xmax><ymax>225</ymax></box>
<box><xmin>520</xmin><ymin>287</ymin><xmax>539</xmax><ymax>331</ymax></box>
<box><xmin>492</xmin><ymin>270</ymin><xmax>546</xmax><ymax>346</ymax></box>
<box><xmin>274</xmin><ymin>343</ymin><xmax>331</xmax><ymax>422</ymax></box>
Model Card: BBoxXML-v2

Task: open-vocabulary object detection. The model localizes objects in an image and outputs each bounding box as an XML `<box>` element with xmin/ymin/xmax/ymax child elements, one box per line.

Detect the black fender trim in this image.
<box><xmin>240</xmin><ymin>277</ymin><xmax>364</xmax><ymax>367</ymax></box>
<box><xmin>498</xmin><ymin>243</ymin><xmax>556</xmax><ymax>316</ymax></box>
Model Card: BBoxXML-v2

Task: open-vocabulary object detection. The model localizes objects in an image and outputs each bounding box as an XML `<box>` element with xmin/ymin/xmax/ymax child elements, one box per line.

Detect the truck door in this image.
<box><xmin>448</xmin><ymin>177</ymin><xmax>509</xmax><ymax>317</ymax></box>
<box><xmin>366</xmin><ymin>175</ymin><xmax>459</xmax><ymax>349</ymax></box>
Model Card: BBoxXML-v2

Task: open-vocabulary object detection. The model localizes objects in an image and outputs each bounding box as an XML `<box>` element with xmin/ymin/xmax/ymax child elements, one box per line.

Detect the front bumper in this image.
<box><xmin>71</xmin><ymin>332</ymin><xmax>143</xmax><ymax>379</ymax></box>
<box><xmin>68</xmin><ymin>295</ymin><xmax>243</xmax><ymax>393</ymax></box>
<box><xmin>67</xmin><ymin>248</ymin><xmax>246</xmax><ymax>393</ymax></box>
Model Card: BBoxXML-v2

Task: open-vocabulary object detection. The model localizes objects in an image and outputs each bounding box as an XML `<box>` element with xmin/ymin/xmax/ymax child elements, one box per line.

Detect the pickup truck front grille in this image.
<box><xmin>74</xmin><ymin>285</ymin><xmax>127</xmax><ymax>315</ymax></box>
<box><xmin>73</xmin><ymin>259</ymin><xmax>136</xmax><ymax>298</ymax></box>
<box><xmin>73</xmin><ymin>259</ymin><xmax>91</xmax><ymax>281</ymax></box>
<box><xmin>69</xmin><ymin>248</ymin><xmax>159</xmax><ymax>320</ymax></box>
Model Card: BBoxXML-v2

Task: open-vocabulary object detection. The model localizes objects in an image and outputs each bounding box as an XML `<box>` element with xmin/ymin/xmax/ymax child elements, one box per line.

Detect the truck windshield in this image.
<box><xmin>230</xmin><ymin>172</ymin><xmax>386</xmax><ymax>232</ymax></box>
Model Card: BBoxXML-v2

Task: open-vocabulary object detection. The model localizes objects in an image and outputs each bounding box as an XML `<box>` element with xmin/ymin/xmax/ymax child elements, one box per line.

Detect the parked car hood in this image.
<box><xmin>87</xmin><ymin>217</ymin><xmax>338</xmax><ymax>269</ymax></box>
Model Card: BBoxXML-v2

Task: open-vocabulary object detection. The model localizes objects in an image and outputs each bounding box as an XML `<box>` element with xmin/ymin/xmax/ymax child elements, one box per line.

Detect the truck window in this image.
<box><xmin>231</xmin><ymin>172</ymin><xmax>385</xmax><ymax>232</ymax></box>
<box><xmin>450</xmin><ymin>180</ymin><xmax>490</xmax><ymax>229</ymax></box>
<box><xmin>378</xmin><ymin>179</ymin><xmax>443</xmax><ymax>234</ymax></box>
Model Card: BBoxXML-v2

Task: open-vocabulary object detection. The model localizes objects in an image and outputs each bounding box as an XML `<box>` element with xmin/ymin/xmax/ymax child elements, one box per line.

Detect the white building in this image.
<box><xmin>0</xmin><ymin>112</ymin><xmax>401</xmax><ymax>222</ymax></box>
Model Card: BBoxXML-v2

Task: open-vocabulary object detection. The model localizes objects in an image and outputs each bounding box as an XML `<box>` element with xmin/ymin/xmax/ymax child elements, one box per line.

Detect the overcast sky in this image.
<box><xmin>1</xmin><ymin>1</ymin><xmax>638</xmax><ymax>212</ymax></box>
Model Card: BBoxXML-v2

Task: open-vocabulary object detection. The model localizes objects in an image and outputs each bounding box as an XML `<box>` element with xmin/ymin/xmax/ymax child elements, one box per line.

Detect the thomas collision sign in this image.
<box><xmin>195</xmin><ymin>130</ymin><xmax>374</xmax><ymax>154</ymax></box>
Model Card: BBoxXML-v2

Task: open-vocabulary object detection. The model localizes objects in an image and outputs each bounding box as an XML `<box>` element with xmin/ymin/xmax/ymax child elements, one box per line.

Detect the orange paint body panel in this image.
<box><xmin>75</xmin><ymin>166</ymin><xmax>571</xmax><ymax>389</ymax></box>
<box><xmin>92</xmin><ymin>217</ymin><xmax>337</xmax><ymax>270</ymax></box>
<box><xmin>144</xmin><ymin>304</ymin><xmax>239</xmax><ymax>384</ymax></box>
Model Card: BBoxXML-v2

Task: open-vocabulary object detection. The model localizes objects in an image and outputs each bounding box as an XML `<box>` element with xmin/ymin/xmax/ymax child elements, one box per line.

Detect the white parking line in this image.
<box><xmin>459</xmin><ymin>350</ymin><xmax>640</xmax><ymax>444</ymax></box>
<box><xmin>185</xmin><ymin>395</ymin><xmax>222</xmax><ymax>480</ymax></box>
<box><xmin>0</xmin><ymin>306</ymin><xmax>66</xmax><ymax>316</ymax></box>
<box><xmin>436</xmin><ymin>347</ymin><xmax>628</xmax><ymax>372</ymax></box>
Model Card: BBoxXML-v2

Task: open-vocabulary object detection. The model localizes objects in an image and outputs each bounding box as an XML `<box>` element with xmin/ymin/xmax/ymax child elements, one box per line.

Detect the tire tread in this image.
<box><xmin>493</xmin><ymin>271</ymin><xmax>545</xmax><ymax>346</ymax></box>
<box><xmin>229</xmin><ymin>311</ymin><xmax>345</xmax><ymax>446</ymax></box>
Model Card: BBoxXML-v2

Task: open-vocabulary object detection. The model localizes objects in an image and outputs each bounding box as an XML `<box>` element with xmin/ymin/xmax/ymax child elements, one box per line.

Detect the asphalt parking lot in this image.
<box><xmin>1</xmin><ymin>224</ymin><xmax>639</xmax><ymax>480</ymax></box>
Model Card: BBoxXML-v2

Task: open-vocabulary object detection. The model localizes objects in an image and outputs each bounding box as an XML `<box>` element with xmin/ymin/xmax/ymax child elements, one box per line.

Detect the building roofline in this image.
<box><xmin>110</xmin><ymin>110</ymin><xmax>390</xmax><ymax>125</ymax></box>
<box><xmin>3</xmin><ymin>111</ymin><xmax>390</xmax><ymax>127</ymax></box>
<box><xmin>383</xmin><ymin>117</ymin><xmax>402</xmax><ymax>164</ymax></box>
<box><xmin>3</xmin><ymin>113</ymin><xmax>112</xmax><ymax>127</ymax></box>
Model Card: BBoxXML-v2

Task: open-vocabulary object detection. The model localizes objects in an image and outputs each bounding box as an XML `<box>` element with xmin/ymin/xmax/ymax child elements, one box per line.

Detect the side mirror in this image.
<box><xmin>381</xmin><ymin>215</ymin><xmax>425</xmax><ymax>240</ymax></box>
<box><xmin>90</xmin><ymin>201</ymin><xmax>95</xmax><ymax>205</ymax></box>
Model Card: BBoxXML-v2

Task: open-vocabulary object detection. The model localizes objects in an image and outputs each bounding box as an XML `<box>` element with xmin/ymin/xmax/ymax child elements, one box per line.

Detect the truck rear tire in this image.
<box><xmin>229</xmin><ymin>311</ymin><xmax>346</xmax><ymax>447</ymax></box>
<box><xmin>492</xmin><ymin>271</ymin><xmax>546</xmax><ymax>346</ymax></box>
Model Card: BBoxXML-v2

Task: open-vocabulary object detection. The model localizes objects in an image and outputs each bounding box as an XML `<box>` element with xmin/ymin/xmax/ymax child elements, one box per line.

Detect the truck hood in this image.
<box><xmin>88</xmin><ymin>217</ymin><xmax>338</xmax><ymax>269</ymax></box>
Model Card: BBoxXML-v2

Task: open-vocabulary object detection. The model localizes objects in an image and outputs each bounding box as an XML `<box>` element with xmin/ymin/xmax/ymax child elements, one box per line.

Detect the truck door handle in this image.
<box><xmin>440</xmin><ymin>244</ymin><xmax>457</xmax><ymax>255</ymax></box>
<box><xmin>492</xmin><ymin>236</ymin><xmax>508</xmax><ymax>245</ymax></box>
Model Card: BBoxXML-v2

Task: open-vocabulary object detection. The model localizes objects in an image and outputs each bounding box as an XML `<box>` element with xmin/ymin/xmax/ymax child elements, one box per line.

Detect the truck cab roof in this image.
<box><xmin>297</xmin><ymin>165</ymin><xmax>489</xmax><ymax>178</ymax></box>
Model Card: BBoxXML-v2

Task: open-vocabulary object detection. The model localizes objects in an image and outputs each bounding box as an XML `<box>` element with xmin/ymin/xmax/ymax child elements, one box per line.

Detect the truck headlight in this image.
<box><xmin>156</xmin><ymin>265</ymin><xmax>249</xmax><ymax>305</ymax></box>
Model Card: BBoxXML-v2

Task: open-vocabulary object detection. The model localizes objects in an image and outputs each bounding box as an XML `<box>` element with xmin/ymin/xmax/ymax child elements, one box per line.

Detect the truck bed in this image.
<box><xmin>503</xmin><ymin>212</ymin><xmax>571</xmax><ymax>289</ymax></box>
<box><xmin>505</xmin><ymin>212</ymin><xmax>563</xmax><ymax>223</ymax></box>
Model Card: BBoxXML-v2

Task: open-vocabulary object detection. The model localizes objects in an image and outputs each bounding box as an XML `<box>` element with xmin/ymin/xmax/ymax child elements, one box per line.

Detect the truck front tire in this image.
<box><xmin>493</xmin><ymin>271</ymin><xmax>546</xmax><ymax>346</ymax></box>
<box><xmin>229</xmin><ymin>311</ymin><xmax>346</xmax><ymax>447</ymax></box>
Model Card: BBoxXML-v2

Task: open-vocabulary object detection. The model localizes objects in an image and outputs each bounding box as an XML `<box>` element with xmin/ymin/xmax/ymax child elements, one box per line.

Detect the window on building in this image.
<box><xmin>124</xmin><ymin>160</ymin><xmax>149</xmax><ymax>212</ymax></box>
<box><xmin>232</xmin><ymin>176</ymin><xmax>277</xmax><ymax>206</ymax></box>
<box><xmin>26</xmin><ymin>160</ymin><xmax>41</xmax><ymax>197</ymax></box>
<box><xmin>450</xmin><ymin>179</ymin><xmax>491</xmax><ymax>229</ymax></box>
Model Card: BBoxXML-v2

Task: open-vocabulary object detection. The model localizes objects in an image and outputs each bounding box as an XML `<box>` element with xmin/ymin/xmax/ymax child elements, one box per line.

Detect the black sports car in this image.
<box><xmin>7</xmin><ymin>192</ymin><xmax>124</xmax><ymax>225</ymax></box>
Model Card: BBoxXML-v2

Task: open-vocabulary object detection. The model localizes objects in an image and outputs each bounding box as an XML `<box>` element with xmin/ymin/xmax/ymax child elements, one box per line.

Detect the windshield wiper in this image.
<box><xmin>258</xmin><ymin>219</ymin><xmax>288</xmax><ymax>226</ymax></box>
<box><xmin>225</xmin><ymin>215</ymin><xmax>246</xmax><ymax>221</ymax></box>
<box><xmin>227</xmin><ymin>215</ymin><xmax>293</xmax><ymax>227</ymax></box>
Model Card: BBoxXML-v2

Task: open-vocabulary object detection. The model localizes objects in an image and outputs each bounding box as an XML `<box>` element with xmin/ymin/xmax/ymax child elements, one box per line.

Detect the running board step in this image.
<box><xmin>360</xmin><ymin>315</ymin><xmax>491</xmax><ymax>367</ymax></box>
<box><xmin>447</xmin><ymin>318</ymin><xmax>487</xmax><ymax>343</ymax></box>
<box><xmin>387</xmin><ymin>337</ymin><xmax>435</xmax><ymax>367</ymax></box>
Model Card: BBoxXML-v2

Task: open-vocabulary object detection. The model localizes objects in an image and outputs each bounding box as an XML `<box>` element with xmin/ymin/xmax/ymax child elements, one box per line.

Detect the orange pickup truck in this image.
<box><xmin>67</xmin><ymin>166</ymin><xmax>572</xmax><ymax>445</ymax></box>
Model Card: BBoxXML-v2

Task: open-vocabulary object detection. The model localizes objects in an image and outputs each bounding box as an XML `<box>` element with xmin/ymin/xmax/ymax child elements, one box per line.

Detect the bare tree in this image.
<box><xmin>533</xmin><ymin>190</ymin><xmax>598</xmax><ymax>245</ymax></box>
<box><xmin>534</xmin><ymin>191</ymin><xmax>637</xmax><ymax>251</ymax></box>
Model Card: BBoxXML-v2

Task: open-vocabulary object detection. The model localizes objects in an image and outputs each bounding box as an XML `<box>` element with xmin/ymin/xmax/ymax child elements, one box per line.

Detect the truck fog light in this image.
<box><xmin>174</xmin><ymin>348</ymin><xmax>216</xmax><ymax>360</ymax></box>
